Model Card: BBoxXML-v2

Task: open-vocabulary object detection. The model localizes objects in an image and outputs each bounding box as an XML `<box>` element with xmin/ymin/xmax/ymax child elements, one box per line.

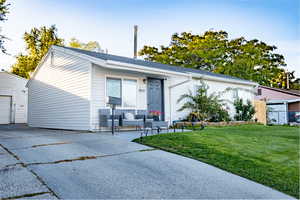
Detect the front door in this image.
<box><xmin>147</xmin><ymin>78</ymin><xmax>164</xmax><ymax>120</ymax></box>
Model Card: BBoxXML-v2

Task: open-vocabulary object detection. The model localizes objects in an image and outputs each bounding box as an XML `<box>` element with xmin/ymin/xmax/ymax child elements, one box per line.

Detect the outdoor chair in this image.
<box><xmin>144</xmin><ymin>120</ymin><xmax>169</xmax><ymax>134</ymax></box>
<box><xmin>99</xmin><ymin>109</ymin><xmax>120</xmax><ymax>130</ymax></box>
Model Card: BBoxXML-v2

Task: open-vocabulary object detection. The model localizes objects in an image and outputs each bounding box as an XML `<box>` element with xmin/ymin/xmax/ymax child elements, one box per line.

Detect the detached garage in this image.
<box><xmin>0</xmin><ymin>71</ymin><xmax>28</xmax><ymax>124</ymax></box>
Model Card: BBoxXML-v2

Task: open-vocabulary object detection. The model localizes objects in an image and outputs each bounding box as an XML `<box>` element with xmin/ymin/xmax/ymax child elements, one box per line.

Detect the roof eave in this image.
<box><xmin>29</xmin><ymin>45</ymin><xmax>258</xmax><ymax>88</ymax></box>
<box><xmin>191</xmin><ymin>72</ymin><xmax>258</xmax><ymax>86</ymax></box>
<box><xmin>55</xmin><ymin>46</ymin><xmax>258</xmax><ymax>86</ymax></box>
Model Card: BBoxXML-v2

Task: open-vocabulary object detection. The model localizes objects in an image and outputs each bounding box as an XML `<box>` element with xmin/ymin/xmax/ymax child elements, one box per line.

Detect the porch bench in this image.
<box><xmin>99</xmin><ymin>109</ymin><xmax>150</xmax><ymax>130</ymax></box>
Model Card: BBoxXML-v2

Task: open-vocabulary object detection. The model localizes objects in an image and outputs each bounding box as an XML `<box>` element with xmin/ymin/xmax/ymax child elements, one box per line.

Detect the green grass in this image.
<box><xmin>133</xmin><ymin>125</ymin><xmax>300</xmax><ymax>198</ymax></box>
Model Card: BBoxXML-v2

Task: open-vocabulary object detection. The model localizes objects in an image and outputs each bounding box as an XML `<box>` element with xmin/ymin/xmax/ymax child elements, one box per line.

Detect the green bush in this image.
<box><xmin>233</xmin><ymin>98</ymin><xmax>255</xmax><ymax>121</ymax></box>
<box><xmin>177</xmin><ymin>81</ymin><xmax>230</xmax><ymax>122</ymax></box>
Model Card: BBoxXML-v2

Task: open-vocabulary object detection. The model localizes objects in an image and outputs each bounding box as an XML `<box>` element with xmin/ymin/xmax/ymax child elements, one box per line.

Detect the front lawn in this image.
<box><xmin>133</xmin><ymin>125</ymin><xmax>299</xmax><ymax>198</ymax></box>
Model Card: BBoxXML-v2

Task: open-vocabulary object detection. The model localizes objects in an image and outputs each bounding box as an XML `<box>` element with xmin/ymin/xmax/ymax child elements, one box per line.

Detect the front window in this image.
<box><xmin>106</xmin><ymin>77</ymin><xmax>137</xmax><ymax>108</ymax></box>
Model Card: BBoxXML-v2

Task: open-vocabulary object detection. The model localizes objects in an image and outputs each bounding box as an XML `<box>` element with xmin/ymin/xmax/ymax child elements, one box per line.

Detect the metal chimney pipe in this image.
<box><xmin>134</xmin><ymin>25</ymin><xmax>138</xmax><ymax>58</ymax></box>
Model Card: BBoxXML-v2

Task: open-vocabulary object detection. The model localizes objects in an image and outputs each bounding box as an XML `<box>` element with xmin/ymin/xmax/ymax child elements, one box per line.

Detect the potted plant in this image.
<box><xmin>149</xmin><ymin>110</ymin><xmax>161</xmax><ymax>121</ymax></box>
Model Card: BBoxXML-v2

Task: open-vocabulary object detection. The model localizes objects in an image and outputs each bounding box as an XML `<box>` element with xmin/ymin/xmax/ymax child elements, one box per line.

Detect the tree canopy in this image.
<box><xmin>139</xmin><ymin>31</ymin><xmax>297</xmax><ymax>89</ymax></box>
<box><xmin>0</xmin><ymin>0</ymin><xmax>10</xmax><ymax>53</ymax></box>
<box><xmin>11</xmin><ymin>25</ymin><xmax>104</xmax><ymax>78</ymax></box>
<box><xmin>11</xmin><ymin>25</ymin><xmax>64</xmax><ymax>78</ymax></box>
<box><xmin>69</xmin><ymin>38</ymin><xmax>102</xmax><ymax>52</ymax></box>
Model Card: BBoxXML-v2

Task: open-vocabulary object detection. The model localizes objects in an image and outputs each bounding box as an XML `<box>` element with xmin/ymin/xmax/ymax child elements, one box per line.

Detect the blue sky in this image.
<box><xmin>1</xmin><ymin>0</ymin><xmax>299</xmax><ymax>76</ymax></box>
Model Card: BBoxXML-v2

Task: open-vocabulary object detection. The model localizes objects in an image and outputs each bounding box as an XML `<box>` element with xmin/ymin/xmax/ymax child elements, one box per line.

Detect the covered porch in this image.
<box><xmin>90</xmin><ymin>62</ymin><xmax>191</xmax><ymax>131</ymax></box>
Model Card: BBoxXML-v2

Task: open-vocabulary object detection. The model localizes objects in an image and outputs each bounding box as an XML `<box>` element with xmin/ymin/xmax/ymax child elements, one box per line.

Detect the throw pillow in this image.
<box><xmin>125</xmin><ymin>112</ymin><xmax>134</xmax><ymax>120</ymax></box>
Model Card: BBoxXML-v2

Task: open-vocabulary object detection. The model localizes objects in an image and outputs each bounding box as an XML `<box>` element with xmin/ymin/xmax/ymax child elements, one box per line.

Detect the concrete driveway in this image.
<box><xmin>0</xmin><ymin>124</ymin><xmax>294</xmax><ymax>199</ymax></box>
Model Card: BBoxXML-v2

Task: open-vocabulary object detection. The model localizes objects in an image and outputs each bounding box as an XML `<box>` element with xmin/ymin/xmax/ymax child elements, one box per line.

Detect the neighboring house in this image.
<box><xmin>256</xmin><ymin>85</ymin><xmax>300</xmax><ymax>124</ymax></box>
<box><xmin>256</xmin><ymin>85</ymin><xmax>300</xmax><ymax>101</ymax></box>
<box><xmin>0</xmin><ymin>71</ymin><xmax>28</xmax><ymax>124</ymax></box>
<box><xmin>26</xmin><ymin>45</ymin><xmax>257</xmax><ymax>131</ymax></box>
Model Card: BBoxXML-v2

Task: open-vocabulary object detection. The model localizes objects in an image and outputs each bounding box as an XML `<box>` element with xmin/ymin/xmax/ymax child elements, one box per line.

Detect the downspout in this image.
<box><xmin>168</xmin><ymin>74</ymin><xmax>192</xmax><ymax>124</ymax></box>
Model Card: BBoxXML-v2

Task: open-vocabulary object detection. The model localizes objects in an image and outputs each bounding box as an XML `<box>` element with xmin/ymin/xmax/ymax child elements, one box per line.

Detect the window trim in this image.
<box><xmin>105</xmin><ymin>75</ymin><xmax>138</xmax><ymax>109</ymax></box>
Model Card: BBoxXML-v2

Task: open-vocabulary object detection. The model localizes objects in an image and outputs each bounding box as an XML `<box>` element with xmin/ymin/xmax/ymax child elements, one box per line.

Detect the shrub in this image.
<box><xmin>233</xmin><ymin>98</ymin><xmax>255</xmax><ymax>121</ymax></box>
<box><xmin>210</xmin><ymin>107</ymin><xmax>231</xmax><ymax>122</ymax></box>
<box><xmin>177</xmin><ymin>81</ymin><xmax>230</xmax><ymax>122</ymax></box>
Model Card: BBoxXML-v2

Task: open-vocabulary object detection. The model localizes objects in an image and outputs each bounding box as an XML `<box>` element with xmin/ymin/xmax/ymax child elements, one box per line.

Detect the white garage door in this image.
<box><xmin>0</xmin><ymin>96</ymin><xmax>11</xmax><ymax>124</ymax></box>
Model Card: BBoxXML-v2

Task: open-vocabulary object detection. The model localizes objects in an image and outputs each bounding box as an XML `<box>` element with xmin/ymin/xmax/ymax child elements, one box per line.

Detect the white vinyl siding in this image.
<box><xmin>0</xmin><ymin>72</ymin><xmax>28</xmax><ymax>123</ymax></box>
<box><xmin>28</xmin><ymin>50</ymin><xmax>91</xmax><ymax>130</ymax></box>
<box><xmin>170</xmin><ymin>77</ymin><xmax>255</xmax><ymax>121</ymax></box>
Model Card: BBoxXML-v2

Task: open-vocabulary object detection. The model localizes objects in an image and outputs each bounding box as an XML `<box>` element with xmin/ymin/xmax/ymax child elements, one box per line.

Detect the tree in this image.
<box><xmin>0</xmin><ymin>0</ymin><xmax>10</xmax><ymax>53</ymax></box>
<box><xmin>290</xmin><ymin>78</ymin><xmax>300</xmax><ymax>90</ymax></box>
<box><xmin>69</xmin><ymin>38</ymin><xmax>101</xmax><ymax>52</ymax></box>
<box><xmin>270</xmin><ymin>70</ymin><xmax>300</xmax><ymax>90</ymax></box>
<box><xmin>11</xmin><ymin>25</ymin><xmax>64</xmax><ymax>78</ymax></box>
<box><xmin>139</xmin><ymin>31</ymin><xmax>287</xmax><ymax>87</ymax></box>
<box><xmin>177</xmin><ymin>80</ymin><xmax>230</xmax><ymax>122</ymax></box>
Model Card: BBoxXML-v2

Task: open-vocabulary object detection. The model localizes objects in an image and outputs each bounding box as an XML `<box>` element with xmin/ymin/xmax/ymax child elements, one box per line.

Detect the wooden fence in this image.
<box><xmin>253</xmin><ymin>100</ymin><xmax>267</xmax><ymax>125</ymax></box>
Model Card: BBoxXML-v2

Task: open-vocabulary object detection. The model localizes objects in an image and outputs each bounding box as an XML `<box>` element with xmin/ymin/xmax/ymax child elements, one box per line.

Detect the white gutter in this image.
<box><xmin>107</xmin><ymin>61</ymin><xmax>257</xmax><ymax>87</ymax></box>
<box><xmin>267</xmin><ymin>99</ymin><xmax>300</xmax><ymax>104</ymax></box>
<box><xmin>191</xmin><ymin>73</ymin><xmax>258</xmax><ymax>87</ymax></box>
<box><xmin>168</xmin><ymin>74</ymin><xmax>193</xmax><ymax>123</ymax></box>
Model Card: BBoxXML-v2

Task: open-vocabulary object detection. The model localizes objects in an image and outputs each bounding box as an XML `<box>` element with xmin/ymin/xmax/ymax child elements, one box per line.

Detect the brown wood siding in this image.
<box><xmin>288</xmin><ymin>102</ymin><xmax>300</xmax><ymax>112</ymax></box>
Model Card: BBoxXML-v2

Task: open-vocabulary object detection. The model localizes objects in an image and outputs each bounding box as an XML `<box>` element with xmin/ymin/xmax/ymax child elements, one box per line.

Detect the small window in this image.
<box><xmin>106</xmin><ymin>78</ymin><xmax>121</xmax><ymax>99</ymax></box>
<box><xmin>257</xmin><ymin>88</ymin><xmax>262</xmax><ymax>96</ymax></box>
<box><xmin>232</xmin><ymin>90</ymin><xmax>239</xmax><ymax>99</ymax></box>
<box><xmin>123</xmin><ymin>79</ymin><xmax>137</xmax><ymax>108</ymax></box>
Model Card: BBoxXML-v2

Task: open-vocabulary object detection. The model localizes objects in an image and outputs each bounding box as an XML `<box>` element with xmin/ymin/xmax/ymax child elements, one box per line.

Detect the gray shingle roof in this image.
<box><xmin>57</xmin><ymin>45</ymin><xmax>256</xmax><ymax>85</ymax></box>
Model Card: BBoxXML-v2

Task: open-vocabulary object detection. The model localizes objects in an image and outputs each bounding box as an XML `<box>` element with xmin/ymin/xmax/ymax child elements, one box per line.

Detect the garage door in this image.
<box><xmin>0</xmin><ymin>96</ymin><xmax>11</xmax><ymax>124</ymax></box>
